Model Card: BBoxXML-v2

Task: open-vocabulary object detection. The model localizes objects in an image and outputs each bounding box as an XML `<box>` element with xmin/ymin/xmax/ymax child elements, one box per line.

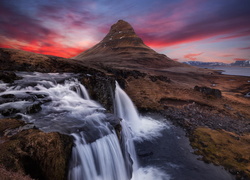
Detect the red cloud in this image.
<box><xmin>234</xmin><ymin>58</ymin><xmax>248</xmax><ymax>61</ymax></box>
<box><xmin>238</xmin><ymin>46</ymin><xmax>250</xmax><ymax>50</ymax></box>
<box><xmin>221</xmin><ymin>54</ymin><xmax>234</xmax><ymax>57</ymax></box>
<box><xmin>184</xmin><ymin>52</ymin><xmax>203</xmax><ymax>61</ymax></box>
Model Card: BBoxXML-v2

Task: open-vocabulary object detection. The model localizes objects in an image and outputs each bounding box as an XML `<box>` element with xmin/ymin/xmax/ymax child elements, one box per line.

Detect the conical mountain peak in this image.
<box><xmin>74</xmin><ymin>20</ymin><xmax>182</xmax><ymax>69</ymax></box>
<box><xmin>101</xmin><ymin>20</ymin><xmax>141</xmax><ymax>43</ymax></box>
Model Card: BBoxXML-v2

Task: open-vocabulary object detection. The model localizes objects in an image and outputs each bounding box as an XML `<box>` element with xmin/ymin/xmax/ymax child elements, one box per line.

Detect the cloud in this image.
<box><xmin>234</xmin><ymin>58</ymin><xmax>248</xmax><ymax>61</ymax></box>
<box><xmin>135</xmin><ymin>1</ymin><xmax>250</xmax><ymax>48</ymax></box>
<box><xmin>238</xmin><ymin>46</ymin><xmax>250</xmax><ymax>50</ymax></box>
<box><xmin>221</xmin><ymin>54</ymin><xmax>234</xmax><ymax>57</ymax></box>
<box><xmin>184</xmin><ymin>52</ymin><xmax>203</xmax><ymax>61</ymax></box>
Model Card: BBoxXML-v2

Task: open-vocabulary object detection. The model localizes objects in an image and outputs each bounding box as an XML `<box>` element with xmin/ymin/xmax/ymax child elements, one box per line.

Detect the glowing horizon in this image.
<box><xmin>0</xmin><ymin>0</ymin><xmax>249</xmax><ymax>63</ymax></box>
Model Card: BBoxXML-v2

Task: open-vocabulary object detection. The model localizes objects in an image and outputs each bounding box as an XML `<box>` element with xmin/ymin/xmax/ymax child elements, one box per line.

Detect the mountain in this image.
<box><xmin>74</xmin><ymin>20</ymin><xmax>187</xmax><ymax>69</ymax></box>
<box><xmin>231</xmin><ymin>60</ymin><xmax>250</xmax><ymax>67</ymax></box>
<box><xmin>184</xmin><ymin>61</ymin><xmax>229</xmax><ymax>66</ymax></box>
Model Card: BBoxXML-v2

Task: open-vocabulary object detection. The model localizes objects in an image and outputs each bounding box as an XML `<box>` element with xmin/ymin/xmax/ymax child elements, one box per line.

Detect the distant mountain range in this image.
<box><xmin>184</xmin><ymin>60</ymin><xmax>250</xmax><ymax>67</ymax></box>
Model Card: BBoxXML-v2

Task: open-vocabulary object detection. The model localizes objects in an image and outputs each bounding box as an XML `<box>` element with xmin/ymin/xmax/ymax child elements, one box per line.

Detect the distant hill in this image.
<box><xmin>184</xmin><ymin>60</ymin><xmax>250</xmax><ymax>67</ymax></box>
<box><xmin>184</xmin><ymin>61</ymin><xmax>229</xmax><ymax>66</ymax></box>
<box><xmin>231</xmin><ymin>60</ymin><xmax>250</xmax><ymax>67</ymax></box>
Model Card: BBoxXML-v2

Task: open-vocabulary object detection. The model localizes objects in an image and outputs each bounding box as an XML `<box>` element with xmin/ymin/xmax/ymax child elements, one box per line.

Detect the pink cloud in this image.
<box><xmin>184</xmin><ymin>52</ymin><xmax>203</xmax><ymax>61</ymax></box>
<box><xmin>234</xmin><ymin>58</ymin><xmax>248</xmax><ymax>61</ymax></box>
<box><xmin>238</xmin><ymin>46</ymin><xmax>250</xmax><ymax>50</ymax></box>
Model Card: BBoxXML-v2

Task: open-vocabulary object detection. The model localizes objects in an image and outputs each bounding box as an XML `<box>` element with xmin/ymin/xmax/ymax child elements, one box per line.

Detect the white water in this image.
<box><xmin>0</xmin><ymin>72</ymin><xmax>169</xmax><ymax>180</ymax></box>
<box><xmin>115</xmin><ymin>81</ymin><xmax>169</xmax><ymax>180</ymax></box>
<box><xmin>68</xmin><ymin>133</ymin><xmax>129</xmax><ymax>180</ymax></box>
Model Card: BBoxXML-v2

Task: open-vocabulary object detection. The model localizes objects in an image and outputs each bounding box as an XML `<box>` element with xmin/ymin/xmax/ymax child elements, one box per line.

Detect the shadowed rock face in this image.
<box><xmin>74</xmin><ymin>20</ymin><xmax>187</xmax><ymax>69</ymax></box>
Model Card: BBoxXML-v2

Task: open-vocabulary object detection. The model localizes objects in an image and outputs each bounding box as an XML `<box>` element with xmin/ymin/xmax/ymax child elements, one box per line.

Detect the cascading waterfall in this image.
<box><xmin>0</xmin><ymin>72</ymin><xmax>135</xmax><ymax>180</ymax></box>
<box><xmin>0</xmin><ymin>72</ymin><xmax>168</xmax><ymax>180</ymax></box>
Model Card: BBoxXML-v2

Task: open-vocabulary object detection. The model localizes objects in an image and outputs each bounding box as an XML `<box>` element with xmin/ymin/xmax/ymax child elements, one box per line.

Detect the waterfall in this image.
<box><xmin>114</xmin><ymin>82</ymin><xmax>141</xmax><ymax>131</ymax></box>
<box><xmin>114</xmin><ymin>81</ymin><xmax>140</xmax><ymax>173</ymax></box>
<box><xmin>75</xmin><ymin>83</ymin><xmax>90</xmax><ymax>100</ymax></box>
<box><xmin>0</xmin><ymin>72</ymin><xmax>168</xmax><ymax>180</ymax></box>
<box><xmin>68</xmin><ymin>133</ymin><xmax>129</xmax><ymax>180</ymax></box>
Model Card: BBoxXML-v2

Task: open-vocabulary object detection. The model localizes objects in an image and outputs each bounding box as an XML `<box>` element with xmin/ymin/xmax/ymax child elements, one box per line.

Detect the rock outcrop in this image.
<box><xmin>0</xmin><ymin>118</ymin><xmax>73</xmax><ymax>180</ymax></box>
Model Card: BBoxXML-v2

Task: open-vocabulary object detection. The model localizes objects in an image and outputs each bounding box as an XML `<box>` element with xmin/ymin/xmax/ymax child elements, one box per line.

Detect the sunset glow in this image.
<box><xmin>0</xmin><ymin>0</ymin><xmax>249</xmax><ymax>63</ymax></box>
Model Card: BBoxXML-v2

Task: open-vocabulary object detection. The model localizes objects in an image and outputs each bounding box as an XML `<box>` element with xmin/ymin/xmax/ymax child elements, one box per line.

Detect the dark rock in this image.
<box><xmin>194</xmin><ymin>86</ymin><xmax>222</xmax><ymax>98</ymax></box>
<box><xmin>1</xmin><ymin>108</ymin><xmax>20</xmax><ymax>116</ymax></box>
<box><xmin>138</xmin><ymin>151</ymin><xmax>153</xmax><ymax>157</ymax></box>
<box><xmin>149</xmin><ymin>75</ymin><xmax>171</xmax><ymax>83</ymax></box>
<box><xmin>0</xmin><ymin>71</ymin><xmax>21</xmax><ymax>83</ymax></box>
<box><xmin>81</xmin><ymin>73</ymin><xmax>116</xmax><ymax>112</ymax></box>
<box><xmin>1</xmin><ymin>94</ymin><xmax>15</xmax><ymax>98</ymax></box>
<box><xmin>26</xmin><ymin>103</ymin><xmax>42</xmax><ymax>114</ymax></box>
<box><xmin>105</xmin><ymin>113</ymin><xmax>122</xmax><ymax>140</ymax></box>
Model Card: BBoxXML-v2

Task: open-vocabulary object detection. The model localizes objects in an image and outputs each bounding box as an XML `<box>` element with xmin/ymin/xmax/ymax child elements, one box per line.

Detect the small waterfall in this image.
<box><xmin>75</xmin><ymin>83</ymin><xmax>90</xmax><ymax>100</ymax></box>
<box><xmin>68</xmin><ymin>133</ymin><xmax>129</xmax><ymax>180</ymax></box>
<box><xmin>114</xmin><ymin>81</ymin><xmax>141</xmax><ymax>131</ymax></box>
<box><xmin>114</xmin><ymin>81</ymin><xmax>140</xmax><ymax>172</ymax></box>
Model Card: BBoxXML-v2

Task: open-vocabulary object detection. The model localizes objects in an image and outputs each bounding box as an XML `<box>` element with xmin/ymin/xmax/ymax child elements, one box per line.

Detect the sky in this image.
<box><xmin>0</xmin><ymin>0</ymin><xmax>250</xmax><ymax>63</ymax></box>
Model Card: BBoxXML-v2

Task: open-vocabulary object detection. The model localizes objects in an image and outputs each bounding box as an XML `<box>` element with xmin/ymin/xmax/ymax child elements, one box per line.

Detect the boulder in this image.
<box><xmin>194</xmin><ymin>86</ymin><xmax>222</xmax><ymax>98</ymax></box>
<box><xmin>0</xmin><ymin>71</ymin><xmax>21</xmax><ymax>83</ymax></box>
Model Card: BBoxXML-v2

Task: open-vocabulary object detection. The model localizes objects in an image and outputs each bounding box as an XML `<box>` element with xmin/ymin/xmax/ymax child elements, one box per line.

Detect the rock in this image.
<box><xmin>105</xmin><ymin>113</ymin><xmax>122</xmax><ymax>140</ymax></box>
<box><xmin>149</xmin><ymin>75</ymin><xmax>171</xmax><ymax>83</ymax></box>
<box><xmin>0</xmin><ymin>119</ymin><xmax>73</xmax><ymax>180</ymax></box>
<box><xmin>0</xmin><ymin>118</ymin><xmax>25</xmax><ymax>136</ymax></box>
<box><xmin>1</xmin><ymin>108</ymin><xmax>20</xmax><ymax>116</ymax></box>
<box><xmin>194</xmin><ymin>86</ymin><xmax>222</xmax><ymax>98</ymax></box>
<box><xmin>81</xmin><ymin>74</ymin><xmax>116</xmax><ymax>112</ymax></box>
<box><xmin>0</xmin><ymin>164</ymin><xmax>33</xmax><ymax>180</ymax></box>
<box><xmin>0</xmin><ymin>71</ymin><xmax>21</xmax><ymax>83</ymax></box>
<box><xmin>25</xmin><ymin>103</ymin><xmax>42</xmax><ymax>114</ymax></box>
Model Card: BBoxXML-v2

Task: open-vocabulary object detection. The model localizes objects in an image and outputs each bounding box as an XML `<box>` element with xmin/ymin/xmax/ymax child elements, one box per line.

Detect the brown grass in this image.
<box><xmin>191</xmin><ymin>127</ymin><xmax>250</xmax><ymax>179</ymax></box>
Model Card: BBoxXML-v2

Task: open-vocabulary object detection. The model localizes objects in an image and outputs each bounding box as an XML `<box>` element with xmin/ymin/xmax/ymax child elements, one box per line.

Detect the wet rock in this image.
<box><xmin>138</xmin><ymin>150</ymin><xmax>153</xmax><ymax>157</ymax></box>
<box><xmin>194</xmin><ymin>86</ymin><xmax>222</xmax><ymax>98</ymax></box>
<box><xmin>1</xmin><ymin>108</ymin><xmax>20</xmax><ymax>116</ymax></box>
<box><xmin>0</xmin><ymin>71</ymin><xmax>22</xmax><ymax>83</ymax></box>
<box><xmin>26</xmin><ymin>103</ymin><xmax>42</xmax><ymax>114</ymax></box>
<box><xmin>245</xmin><ymin>92</ymin><xmax>250</xmax><ymax>98</ymax></box>
<box><xmin>105</xmin><ymin>113</ymin><xmax>122</xmax><ymax>140</ymax></box>
<box><xmin>81</xmin><ymin>74</ymin><xmax>115</xmax><ymax>112</ymax></box>
<box><xmin>0</xmin><ymin>119</ymin><xmax>73</xmax><ymax>180</ymax></box>
<box><xmin>1</xmin><ymin>94</ymin><xmax>15</xmax><ymax>98</ymax></box>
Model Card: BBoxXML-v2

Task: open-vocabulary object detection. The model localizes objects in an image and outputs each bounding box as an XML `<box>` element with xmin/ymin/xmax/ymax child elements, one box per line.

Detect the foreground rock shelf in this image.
<box><xmin>0</xmin><ymin>118</ymin><xmax>73</xmax><ymax>180</ymax></box>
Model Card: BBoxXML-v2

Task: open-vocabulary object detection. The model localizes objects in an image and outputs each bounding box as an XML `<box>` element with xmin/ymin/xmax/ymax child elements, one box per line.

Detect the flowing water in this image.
<box><xmin>0</xmin><ymin>72</ymin><xmax>235</xmax><ymax>180</ymax></box>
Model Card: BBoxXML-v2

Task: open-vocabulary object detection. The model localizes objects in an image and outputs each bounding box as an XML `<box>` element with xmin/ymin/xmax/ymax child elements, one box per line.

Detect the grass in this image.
<box><xmin>190</xmin><ymin>127</ymin><xmax>250</xmax><ymax>179</ymax></box>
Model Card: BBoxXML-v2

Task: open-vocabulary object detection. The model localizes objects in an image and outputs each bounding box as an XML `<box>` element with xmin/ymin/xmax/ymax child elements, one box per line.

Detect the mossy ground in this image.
<box><xmin>190</xmin><ymin>127</ymin><xmax>250</xmax><ymax>179</ymax></box>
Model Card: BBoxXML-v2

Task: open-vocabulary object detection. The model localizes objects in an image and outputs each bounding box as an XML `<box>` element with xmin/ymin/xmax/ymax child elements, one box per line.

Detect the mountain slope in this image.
<box><xmin>74</xmin><ymin>20</ymin><xmax>187</xmax><ymax>69</ymax></box>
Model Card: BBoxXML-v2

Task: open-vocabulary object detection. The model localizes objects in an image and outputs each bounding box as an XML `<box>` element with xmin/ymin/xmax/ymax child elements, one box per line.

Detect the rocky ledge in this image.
<box><xmin>0</xmin><ymin>118</ymin><xmax>73</xmax><ymax>180</ymax></box>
